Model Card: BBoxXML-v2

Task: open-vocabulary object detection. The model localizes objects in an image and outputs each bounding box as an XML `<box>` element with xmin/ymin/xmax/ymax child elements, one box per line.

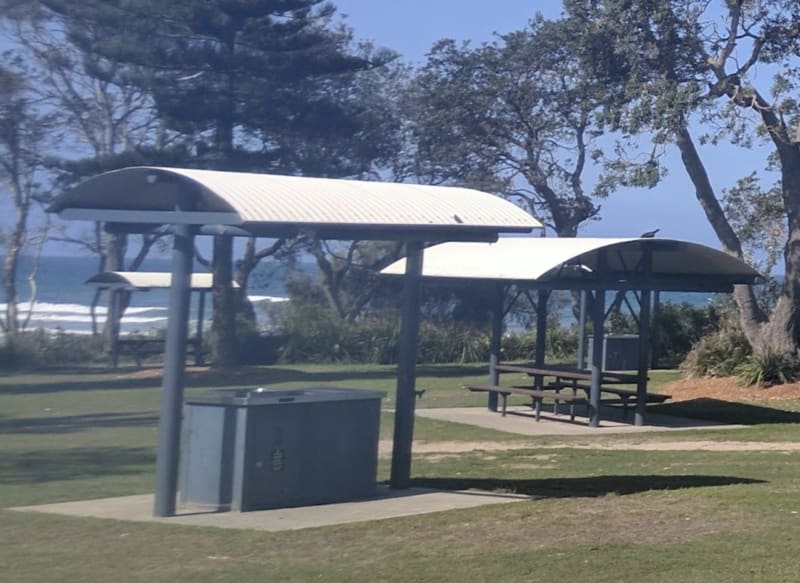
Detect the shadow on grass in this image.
<box><xmin>0</xmin><ymin>364</ymin><xmax>488</xmax><ymax>395</ymax></box>
<box><xmin>651</xmin><ymin>397</ymin><xmax>800</xmax><ymax>425</ymax></box>
<box><xmin>0</xmin><ymin>446</ymin><xmax>153</xmax><ymax>485</ymax></box>
<box><xmin>0</xmin><ymin>412</ymin><xmax>158</xmax><ymax>434</ymax></box>
<box><xmin>409</xmin><ymin>474</ymin><xmax>766</xmax><ymax>498</ymax></box>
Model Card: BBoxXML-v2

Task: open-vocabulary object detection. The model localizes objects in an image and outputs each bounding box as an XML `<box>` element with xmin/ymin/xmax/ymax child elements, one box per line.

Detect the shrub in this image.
<box><xmin>0</xmin><ymin>329</ymin><xmax>106</xmax><ymax>370</ymax></box>
<box><xmin>276</xmin><ymin>302</ymin><xmax>347</xmax><ymax>363</ymax></box>
<box><xmin>651</xmin><ymin>302</ymin><xmax>721</xmax><ymax>368</ymax></box>
<box><xmin>500</xmin><ymin>325</ymin><xmax>578</xmax><ymax>363</ymax></box>
<box><xmin>501</xmin><ymin>331</ymin><xmax>534</xmax><ymax>361</ymax></box>
<box><xmin>546</xmin><ymin>325</ymin><xmax>579</xmax><ymax>361</ymax></box>
<box><xmin>734</xmin><ymin>350</ymin><xmax>799</xmax><ymax>387</ymax></box>
<box><xmin>680</xmin><ymin>325</ymin><xmax>752</xmax><ymax>378</ymax></box>
<box><xmin>417</xmin><ymin>321</ymin><xmax>489</xmax><ymax>364</ymax></box>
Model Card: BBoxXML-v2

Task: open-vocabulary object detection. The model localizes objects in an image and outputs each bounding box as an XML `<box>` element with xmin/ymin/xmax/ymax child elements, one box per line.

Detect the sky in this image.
<box><xmin>2</xmin><ymin>1</ymin><xmax>774</xmax><ymax>255</ymax></box>
<box><xmin>332</xmin><ymin>0</ymin><xmax>769</xmax><ymax>249</ymax></box>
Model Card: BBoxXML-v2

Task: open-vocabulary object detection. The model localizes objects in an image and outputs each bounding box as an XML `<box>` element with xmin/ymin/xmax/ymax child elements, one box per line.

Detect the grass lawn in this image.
<box><xmin>2</xmin><ymin>363</ymin><xmax>800</xmax><ymax>582</ymax></box>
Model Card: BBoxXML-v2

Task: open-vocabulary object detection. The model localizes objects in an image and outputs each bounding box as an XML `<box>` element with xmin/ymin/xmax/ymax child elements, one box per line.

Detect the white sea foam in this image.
<box><xmin>1</xmin><ymin>293</ymin><xmax>285</xmax><ymax>336</ymax></box>
<box><xmin>0</xmin><ymin>302</ymin><xmax>168</xmax><ymax>316</ymax></box>
<box><xmin>248</xmin><ymin>295</ymin><xmax>289</xmax><ymax>303</ymax></box>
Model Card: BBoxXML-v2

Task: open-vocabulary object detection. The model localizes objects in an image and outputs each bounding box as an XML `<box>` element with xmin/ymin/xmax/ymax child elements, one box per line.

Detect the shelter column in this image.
<box><xmin>651</xmin><ymin>291</ymin><xmax>661</xmax><ymax>369</ymax></box>
<box><xmin>576</xmin><ymin>290</ymin><xmax>587</xmax><ymax>369</ymax></box>
<box><xmin>195</xmin><ymin>291</ymin><xmax>206</xmax><ymax>366</ymax></box>
<box><xmin>635</xmin><ymin>250</ymin><xmax>654</xmax><ymax>426</ymax></box>
<box><xmin>390</xmin><ymin>240</ymin><xmax>424</xmax><ymax>489</ymax></box>
<box><xmin>153</xmin><ymin>214</ymin><xmax>195</xmax><ymax>517</ymax></box>
<box><xmin>488</xmin><ymin>282</ymin><xmax>505</xmax><ymax>411</ymax></box>
<box><xmin>534</xmin><ymin>290</ymin><xmax>549</xmax><ymax>390</ymax></box>
<box><xmin>589</xmin><ymin>288</ymin><xmax>606</xmax><ymax>427</ymax></box>
<box><xmin>534</xmin><ymin>290</ymin><xmax>548</xmax><ymax>366</ymax></box>
<box><xmin>109</xmin><ymin>289</ymin><xmax>122</xmax><ymax>369</ymax></box>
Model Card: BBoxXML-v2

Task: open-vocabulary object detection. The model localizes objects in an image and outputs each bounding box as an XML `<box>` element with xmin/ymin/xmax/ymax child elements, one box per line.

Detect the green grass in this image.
<box><xmin>2</xmin><ymin>363</ymin><xmax>800</xmax><ymax>582</ymax></box>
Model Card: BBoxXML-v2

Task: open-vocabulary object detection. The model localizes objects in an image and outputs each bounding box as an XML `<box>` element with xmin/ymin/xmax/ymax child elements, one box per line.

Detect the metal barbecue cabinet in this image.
<box><xmin>180</xmin><ymin>387</ymin><xmax>385</xmax><ymax>511</ymax></box>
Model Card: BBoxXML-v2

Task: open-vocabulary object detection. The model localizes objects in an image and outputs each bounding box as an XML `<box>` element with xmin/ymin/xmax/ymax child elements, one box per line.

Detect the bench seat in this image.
<box><xmin>467</xmin><ymin>385</ymin><xmax>588</xmax><ymax>421</ymax></box>
<box><xmin>546</xmin><ymin>381</ymin><xmax>671</xmax><ymax>418</ymax></box>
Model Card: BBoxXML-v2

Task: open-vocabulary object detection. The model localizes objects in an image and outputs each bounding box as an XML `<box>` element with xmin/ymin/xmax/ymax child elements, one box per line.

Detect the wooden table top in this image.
<box><xmin>494</xmin><ymin>363</ymin><xmax>640</xmax><ymax>384</ymax></box>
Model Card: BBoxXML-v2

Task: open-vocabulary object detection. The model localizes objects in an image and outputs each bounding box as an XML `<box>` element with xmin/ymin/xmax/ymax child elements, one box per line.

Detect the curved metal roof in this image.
<box><xmin>85</xmin><ymin>271</ymin><xmax>237</xmax><ymax>290</ymax></box>
<box><xmin>381</xmin><ymin>237</ymin><xmax>762</xmax><ymax>292</ymax></box>
<box><xmin>50</xmin><ymin>167</ymin><xmax>541</xmax><ymax>241</ymax></box>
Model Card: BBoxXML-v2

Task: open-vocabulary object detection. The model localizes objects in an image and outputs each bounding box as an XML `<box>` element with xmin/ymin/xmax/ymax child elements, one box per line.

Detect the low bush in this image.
<box><xmin>680</xmin><ymin>324</ymin><xmax>752</xmax><ymax>378</ymax></box>
<box><xmin>734</xmin><ymin>350</ymin><xmax>799</xmax><ymax>387</ymax></box>
<box><xmin>652</xmin><ymin>302</ymin><xmax>722</xmax><ymax>368</ymax></box>
<box><xmin>0</xmin><ymin>329</ymin><xmax>106</xmax><ymax>370</ymax></box>
<box><xmin>273</xmin><ymin>297</ymin><xmax>580</xmax><ymax>365</ymax></box>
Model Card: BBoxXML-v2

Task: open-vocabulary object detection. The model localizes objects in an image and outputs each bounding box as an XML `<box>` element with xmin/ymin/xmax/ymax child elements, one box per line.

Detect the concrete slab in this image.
<box><xmin>10</xmin><ymin>407</ymin><xmax>739</xmax><ymax>533</ymax></box>
<box><xmin>415</xmin><ymin>406</ymin><xmax>744</xmax><ymax>436</ymax></box>
<box><xmin>10</xmin><ymin>487</ymin><xmax>531</xmax><ymax>532</ymax></box>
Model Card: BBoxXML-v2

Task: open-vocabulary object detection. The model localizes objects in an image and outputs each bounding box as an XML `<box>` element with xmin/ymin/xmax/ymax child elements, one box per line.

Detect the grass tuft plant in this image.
<box><xmin>734</xmin><ymin>349</ymin><xmax>799</xmax><ymax>387</ymax></box>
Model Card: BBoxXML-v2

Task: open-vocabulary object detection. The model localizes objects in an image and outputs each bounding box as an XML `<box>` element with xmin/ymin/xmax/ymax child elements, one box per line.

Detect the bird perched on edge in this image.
<box><xmin>640</xmin><ymin>229</ymin><xmax>660</xmax><ymax>238</ymax></box>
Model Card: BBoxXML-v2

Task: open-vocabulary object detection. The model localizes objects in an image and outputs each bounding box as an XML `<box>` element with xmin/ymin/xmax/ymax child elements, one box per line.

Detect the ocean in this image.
<box><xmin>0</xmin><ymin>254</ymin><xmax>293</xmax><ymax>336</ymax></box>
<box><xmin>0</xmin><ymin>254</ymin><xmax>720</xmax><ymax>336</ymax></box>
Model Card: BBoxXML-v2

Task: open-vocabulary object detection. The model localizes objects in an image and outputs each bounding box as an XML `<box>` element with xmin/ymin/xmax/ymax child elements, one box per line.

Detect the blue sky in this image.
<box><xmin>3</xmin><ymin>2</ymin><xmax>774</xmax><ymax>254</ymax></box>
<box><xmin>333</xmin><ymin>0</ymin><xmax>773</xmax><ymax>249</ymax></box>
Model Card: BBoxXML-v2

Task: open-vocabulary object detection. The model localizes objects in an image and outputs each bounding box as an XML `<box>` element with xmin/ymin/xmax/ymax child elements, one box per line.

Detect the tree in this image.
<box><xmin>0</xmin><ymin>59</ymin><xmax>55</xmax><ymax>336</ymax></box>
<box><xmin>405</xmin><ymin>16</ymin><xmax>605</xmax><ymax>236</ymax></box>
<box><xmin>308</xmin><ymin>239</ymin><xmax>404</xmax><ymax>322</ymax></box>
<box><xmin>1</xmin><ymin>3</ymin><xmax>178</xmax><ymax>343</ymax></box>
<box><xmin>563</xmin><ymin>0</ymin><xmax>800</xmax><ymax>356</ymax></box>
<box><xmin>34</xmin><ymin>0</ymin><xmax>399</xmax><ymax>368</ymax></box>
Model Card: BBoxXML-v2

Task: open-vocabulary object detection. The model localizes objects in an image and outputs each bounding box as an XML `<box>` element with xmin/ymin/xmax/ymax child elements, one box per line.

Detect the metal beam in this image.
<box><xmin>390</xmin><ymin>241</ymin><xmax>424</xmax><ymax>489</ymax></box>
<box><xmin>487</xmin><ymin>283</ymin><xmax>505</xmax><ymax>411</ymax></box>
<box><xmin>109</xmin><ymin>289</ymin><xmax>121</xmax><ymax>369</ymax></box>
<box><xmin>589</xmin><ymin>249</ymin><xmax>609</xmax><ymax>428</ymax></box>
<box><xmin>589</xmin><ymin>287</ymin><xmax>606</xmax><ymax>428</ymax></box>
<box><xmin>195</xmin><ymin>291</ymin><xmax>206</xmax><ymax>366</ymax></box>
<box><xmin>153</xmin><ymin>208</ymin><xmax>195</xmax><ymax>517</ymax></box>
<box><xmin>635</xmin><ymin>250</ymin><xmax>654</xmax><ymax>426</ymax></box>
<box><xmin>576</xmin><ymin>290</ymin><xmax>587</xmax><ymax>369</ymax></box>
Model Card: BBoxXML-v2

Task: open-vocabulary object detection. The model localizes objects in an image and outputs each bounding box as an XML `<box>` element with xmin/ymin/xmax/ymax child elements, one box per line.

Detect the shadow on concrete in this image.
<box><xmin>409</xmin><ymin>474</ymin><xmax>766</xmax><ymax>498</ymax></box>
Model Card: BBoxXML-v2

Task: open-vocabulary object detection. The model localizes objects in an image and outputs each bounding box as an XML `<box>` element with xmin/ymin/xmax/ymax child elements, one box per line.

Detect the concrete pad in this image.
<box><xmin>415</xmin><ymin>406</ymin><xmax>744</xmax><ymax>436</ymax></box>
<box><xmin>10</xmin><ymin>408</ymin><xmax>739</xmax><ymax>533</ymax></box>
<box><xmin>10</xmin><ymin>487</ymin><xmax>531</xmax><ymax>532</ymax></box>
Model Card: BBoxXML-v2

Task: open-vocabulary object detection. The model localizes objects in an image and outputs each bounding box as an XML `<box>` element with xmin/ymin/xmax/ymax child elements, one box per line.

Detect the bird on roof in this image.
<box><xmin>640</xmin><ymin>229</ymin><xmax>660</xmax><ymax>238</ymax></box>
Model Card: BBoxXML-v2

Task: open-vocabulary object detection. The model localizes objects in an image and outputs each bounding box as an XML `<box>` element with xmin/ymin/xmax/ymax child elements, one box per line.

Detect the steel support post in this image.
<box><xmin>390</xmin><ymin>241</ymin><xmax>424</xmax><ymax>489</ymax></box>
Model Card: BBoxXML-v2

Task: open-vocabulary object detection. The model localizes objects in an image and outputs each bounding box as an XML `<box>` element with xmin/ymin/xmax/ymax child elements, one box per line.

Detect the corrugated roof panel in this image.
<box><xmin>380</xmin><ymin>237</ymin><xmax>761</xmax><ymax>288</ymax></box>
<box><xmin>170</xmin><ymin>168</ymin><xmax>536</xmax><ymax>228</ymax></box>
<box><xmin>85</xmin><ymin>271</ymin><xmax>235</xmax><ymax>290</ymax></box>
<box><xmin>51</xmin><ymin>167</ymin><xmax>541</xmax><ymax>235</ymax></box>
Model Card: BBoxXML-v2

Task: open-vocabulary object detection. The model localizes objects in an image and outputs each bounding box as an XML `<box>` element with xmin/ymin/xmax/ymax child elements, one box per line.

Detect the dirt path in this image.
<box><xmin>379</xmin><ymin>439</ymin><xmax>800</xmax><ymax>457</ymax></box>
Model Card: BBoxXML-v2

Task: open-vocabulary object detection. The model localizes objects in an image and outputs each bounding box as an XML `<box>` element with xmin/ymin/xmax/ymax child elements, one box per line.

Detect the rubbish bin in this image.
<box><xmin>180</xmin><ymin>387</ymin><xmax>385</xmax><ymax>511</ymax></box>
<box><xmin>585</xmin><ymin>334</ymin><xmax>640</xmax><ymax>370</ymax></box>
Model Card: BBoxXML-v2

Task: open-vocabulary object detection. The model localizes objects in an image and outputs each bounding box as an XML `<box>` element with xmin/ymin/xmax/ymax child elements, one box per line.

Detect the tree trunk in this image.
<box><xmin>3</xmin><ymin>239</ymin><xmax>21</xmax><ymax>336</ymax></box>
<box><xmin>2</xmin><ymin>201</ymin><xmax>29</xmax><ymax>336</ymax></box>
<box><xmin>211</xmin><ymin>235</ymin><xmax>239</xmax><ymax>370</ymax></box>
<box><xmin>102</xmin><ymin>232</ymin><xmax>127</xmax><ymax>351</ymax></box>
<box><xmin>674</xmin><ymin>120</ymin><xmax>798</xmax><ymax>355</ymax></box>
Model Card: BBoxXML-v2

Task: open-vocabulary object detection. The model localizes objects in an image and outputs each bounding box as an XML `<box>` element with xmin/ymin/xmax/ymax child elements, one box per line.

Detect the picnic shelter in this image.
<box><xmin>48</xmin><ymin>165</ymin><xmax>541</xmax><ymax>516</ymax></box>
<box><xmin>382</xmin><ymin>236</ymin><xmax>761</xmax><ymax>427</ymax></box>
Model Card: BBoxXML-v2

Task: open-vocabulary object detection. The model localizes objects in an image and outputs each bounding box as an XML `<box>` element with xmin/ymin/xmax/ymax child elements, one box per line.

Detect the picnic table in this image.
<box><xmin>494</xmin><ymin>363</ymin><xmax>639</xmax><ymax>386</ymax></box>
<box><xmin>467</xmin><ymin>363</ymin><xmax>669</xmax><ymax>422</ymax></box>
<box><xmin>113</xmin><ymin>336</ymin><xmax>204</xmax><ymax>367</ymax></box>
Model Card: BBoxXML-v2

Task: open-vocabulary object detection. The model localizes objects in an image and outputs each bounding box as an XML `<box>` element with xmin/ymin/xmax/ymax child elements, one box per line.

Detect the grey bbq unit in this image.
<box><xmin>180</xmin><ymin>387</ymin><xmax>385</xmax><ymax>511</ymax></box>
